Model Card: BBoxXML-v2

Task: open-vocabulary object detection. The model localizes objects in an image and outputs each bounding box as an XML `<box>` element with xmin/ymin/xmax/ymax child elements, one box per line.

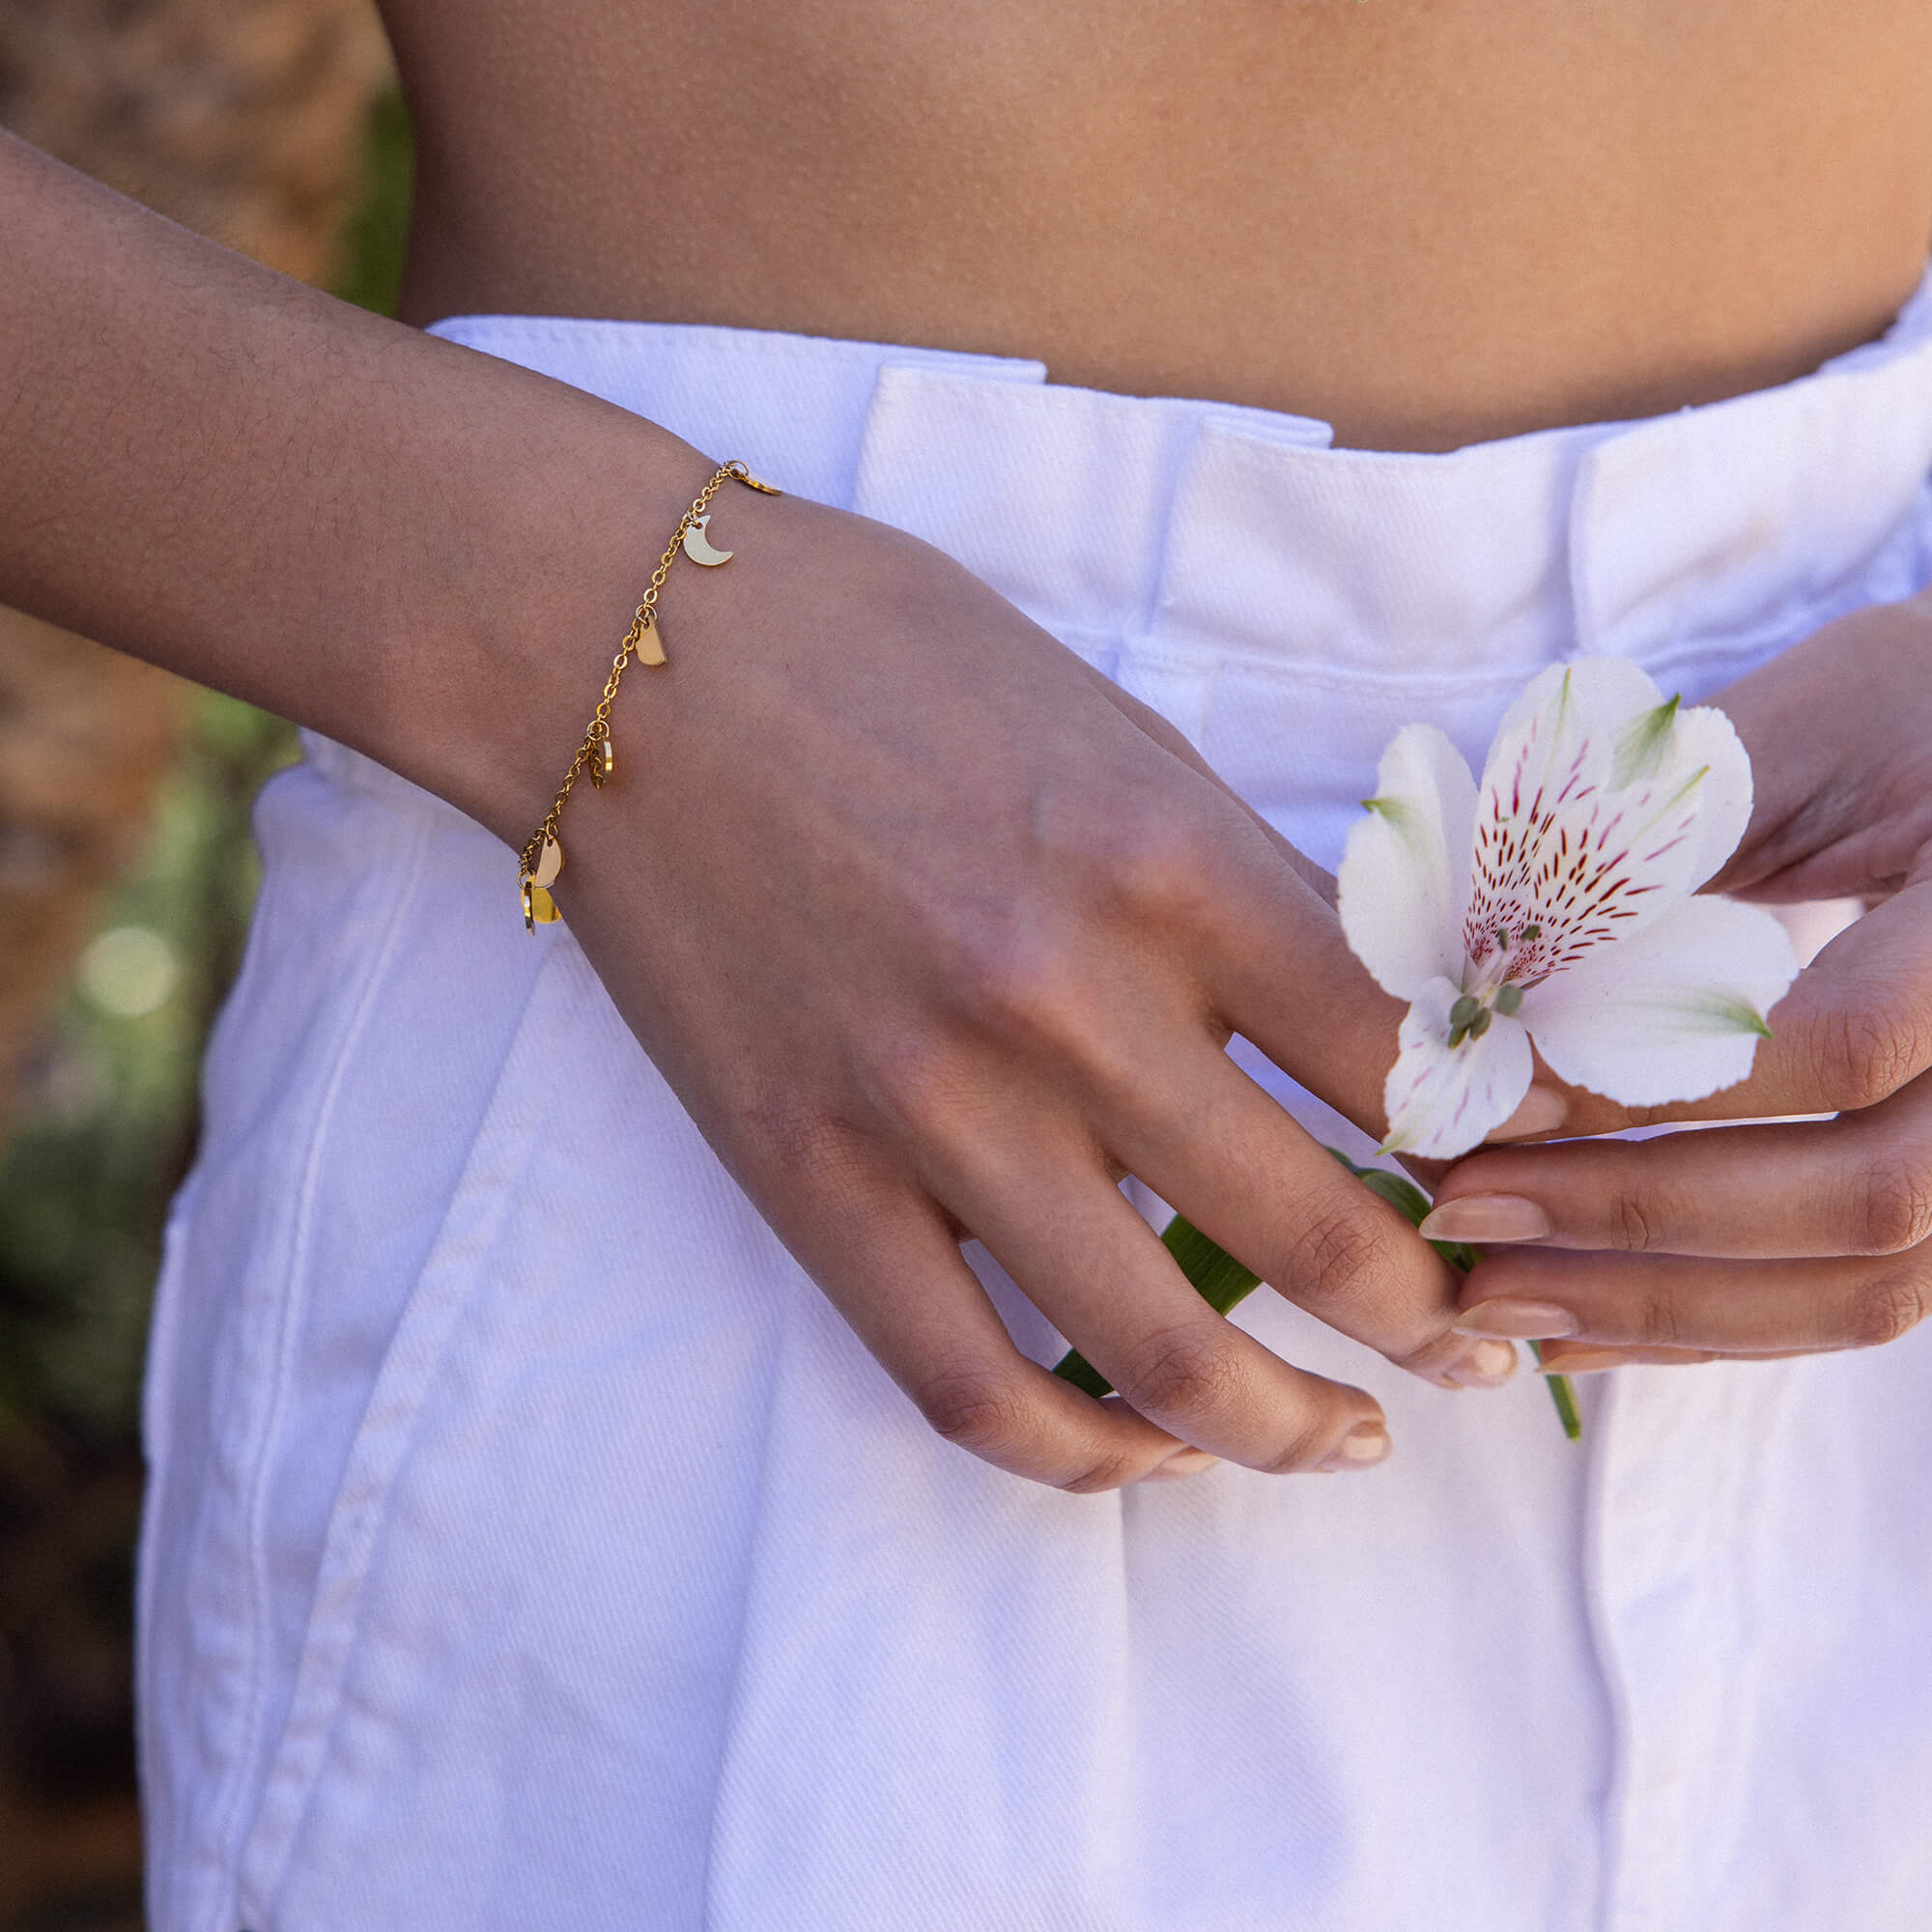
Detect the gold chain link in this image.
<box><xmin>517</xmin><ymin>460</ymin><xmax>779</xmax><ymax>922</ymax></box>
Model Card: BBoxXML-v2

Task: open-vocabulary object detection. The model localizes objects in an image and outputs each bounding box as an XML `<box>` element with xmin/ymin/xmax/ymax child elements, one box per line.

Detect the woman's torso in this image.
<box><xmin>382</xmin><ymin>0</ymin><xmax>1932</xmax><ymax>450</ymax></box>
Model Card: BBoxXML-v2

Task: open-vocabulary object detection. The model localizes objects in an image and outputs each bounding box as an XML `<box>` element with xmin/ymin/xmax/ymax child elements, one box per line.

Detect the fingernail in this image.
<box><xmin>1318</xmin><ymin>1423</ymin><xmax>1391</xmax><ymax>1473</ymax></box>
<box><xmin>1142</xmin><ymin>1447</ymin><xmax>1220</xmax><ymax>1482</ymax></box>
<box><xmin>1418</xmin><ymin>1194</ymin><xmax>1552</xmax><ymax>1242</ymax></box>
<box><xmin>1439</xmin><ymin>1338</ymin><xmax>1519</xmax><ymax>1389</ymax></box>
<box><xmin>1453</xmin><ymin>1298</ymin><xmax>1579</xmax><ymax>1340</ymax></box>
<box><xmin>1490</xmin><ymin>1087</ymin><xmax>1567</xmax><ymax>1141</ymax></box>
<box><xmin>1538</xmin><ymin>1345</ymin><xmax>1630</xmax><ymax>1375</ymax></box>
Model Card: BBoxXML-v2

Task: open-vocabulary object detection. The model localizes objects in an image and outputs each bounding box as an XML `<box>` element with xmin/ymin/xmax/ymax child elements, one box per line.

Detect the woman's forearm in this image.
<box><xmin>0</xmin><ymin>128</ymin><xmax>714</xmax><ymax>841</ymax></box>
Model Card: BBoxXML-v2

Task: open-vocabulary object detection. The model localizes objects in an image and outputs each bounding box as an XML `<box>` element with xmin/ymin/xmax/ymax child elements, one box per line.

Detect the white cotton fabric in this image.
<box><xmin>140</xmin><ymin>286</ymin><xmax>1932</xmax><ymax>1932</ymax></box>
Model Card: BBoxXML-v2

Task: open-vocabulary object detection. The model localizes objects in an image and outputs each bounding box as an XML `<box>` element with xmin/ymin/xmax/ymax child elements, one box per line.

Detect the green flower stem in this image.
<box><xmin>1532</xmin><ymin>1346</ymin><xmax>1584</xmax><ymax>1439</ymax></box>
<box><xmin>1051</xmin><ymin>1147</ymin><xmax>1582</xmax><ymax>1440</ymax></box>
<box><xmin>1052</xmin><ymin>1217</ymin><xmax>1262</xmax><ymax>1399</ymax></box>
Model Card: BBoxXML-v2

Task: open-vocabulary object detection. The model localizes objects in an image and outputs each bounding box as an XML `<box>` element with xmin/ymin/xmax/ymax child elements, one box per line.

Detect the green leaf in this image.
<box><xmin>1051</xmin><ymin>1215</ymin><xmax>1261</xmax><ymax>1398</ymax></box>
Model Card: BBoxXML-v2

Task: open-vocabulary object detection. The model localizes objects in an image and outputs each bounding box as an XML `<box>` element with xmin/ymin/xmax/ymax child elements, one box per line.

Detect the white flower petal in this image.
<box><xmin>1667</xmin><ymin>702</ymin><xmax>1754</xmax><ymax>890</ymax></box>
<box><xmin>1462</xmin><ymin>668</ymin><xmax>1746</xmax><ymax>984</ymax></box>
<box><xmin>1520</xmin><ymin>895</ymin><xmax>1801</xmax><ymax>1107</ymax></box>
<box><xmin>1480</xmin><ymin>658</ymin><xmax>1666</xmax><ymax>808</ymax></box>
<box><xmin>1380</xmin><ymin>976</ymin><xmax>1535</xmax><ymax>1158</ymax></box>
<box><xmin>1338</xmin><ymin>725</ymin><xmax>1476</xmax><ymax>1001</ymax></box>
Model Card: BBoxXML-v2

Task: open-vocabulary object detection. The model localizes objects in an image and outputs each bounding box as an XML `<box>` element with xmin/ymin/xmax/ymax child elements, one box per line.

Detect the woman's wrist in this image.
<box><xmin>375</xmin><ymin>400</ymin><xmax>740</xmax><ymax>847</ymax></box>
<box><xmin>0</xmin><ymin>128</ymin><xmax>765</xmax><ymax>850</ymax></box>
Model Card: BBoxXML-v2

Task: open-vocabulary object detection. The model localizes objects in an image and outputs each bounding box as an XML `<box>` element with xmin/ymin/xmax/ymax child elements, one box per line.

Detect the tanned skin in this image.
<box><xmin>4</xmin><ymin>6</ymin><xmax>1932</xmax><ymax>1487</ymax></box>
<box><xmin>387</xmin><ymin>0</ymin><xmax>1932</xmax><ymax>449</ymax></box>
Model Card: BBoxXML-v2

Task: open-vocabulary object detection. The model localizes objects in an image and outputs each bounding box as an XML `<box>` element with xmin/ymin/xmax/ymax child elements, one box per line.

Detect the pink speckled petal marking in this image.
<box><xmin>1520</xmin><ymin>895</ymin><xmax>1801</xmax><ymax>1106</ymax></box>
<box><xmin>1460</xmin><ymin>660</ymin><xmax>1752</xmax><ymax>991</ymax></box>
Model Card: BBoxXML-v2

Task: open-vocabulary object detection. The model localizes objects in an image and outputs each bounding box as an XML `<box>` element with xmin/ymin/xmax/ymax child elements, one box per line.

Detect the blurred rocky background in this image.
<box><xmin>0</xmin><ymin>6</ymin><xmax>408</xmax><ymax>1921</ymax></box>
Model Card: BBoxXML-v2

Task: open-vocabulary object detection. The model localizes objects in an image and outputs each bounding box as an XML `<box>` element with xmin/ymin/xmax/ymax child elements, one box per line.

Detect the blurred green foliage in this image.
<box><xmin>333</xmin><ymin>85</ymin><xmax>413</xmax><ymax>319</ymax></box>
<box><xmin>0</xmin><ymin>90</ymin><xmax>414</xmax><ymax>1449</ymax></box>
<box><xmin>0</xmin><ymin>698</ymin><xmax>295</xmax><ymax>1438</ymax></box>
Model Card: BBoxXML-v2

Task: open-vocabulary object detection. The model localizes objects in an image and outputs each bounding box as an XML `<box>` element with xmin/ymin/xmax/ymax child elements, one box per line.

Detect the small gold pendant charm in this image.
<box><xmin>636</xmin><ymin>607</ymin><xmax>667</xmax><ymax>667</ymax></box>
<box><xmin>589</xmin><ymin>736</ymin><xmax>614</xmax><ymax>787</ymax></box>
<box><xmin>681</xmin><ymin>514</ymin><xmax>733</xmax><ymax>567</ymax></box>
<box><xmin>534</xmin><ymin>835</ymin><xmax>563</xmax><ymax>888</ymax></box>
<box><xmin>521</xmin><ymin>876</ymin><xmax>562</xmax><ymax>929</ymax></box>
<box><xmin>734</xmin><ymin>470</ymin><xmax>782</xmax><ymax>495</ymax></box>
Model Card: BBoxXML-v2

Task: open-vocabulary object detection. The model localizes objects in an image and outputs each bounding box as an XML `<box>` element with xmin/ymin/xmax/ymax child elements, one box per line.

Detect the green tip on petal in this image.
<box><xmin>1611</xmin><ymin>693</ymin><xmax>1683</xmax><ymax>789</ymax></box>
<box><xmin>1665</xmin><ymin>992</ymin><xmax>1774</xmax><ymax>1037</ymax></box>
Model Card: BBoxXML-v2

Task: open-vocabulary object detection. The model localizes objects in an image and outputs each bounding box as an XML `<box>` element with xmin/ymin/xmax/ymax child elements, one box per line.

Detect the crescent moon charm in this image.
<box><xmin>681</xmin><ymin>514</ymin><xmax>733</xmax><ymax>567</ymax></box>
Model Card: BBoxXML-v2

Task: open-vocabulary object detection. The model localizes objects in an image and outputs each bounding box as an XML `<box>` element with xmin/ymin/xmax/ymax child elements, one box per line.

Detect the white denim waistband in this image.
<box><xmin>427</xmin><ymin>275</ymin><xmax>1932</xmax><ymax>687</ymax></box>
<box><xmin>344</xmin><ymin>282</ymin><xmax>1932</xmax><ymax>880</ymax></box>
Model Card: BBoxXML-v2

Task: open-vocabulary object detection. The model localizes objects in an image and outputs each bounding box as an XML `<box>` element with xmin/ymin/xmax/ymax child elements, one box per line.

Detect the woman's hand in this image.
<box><xmin>1423</xmin><ymin>597</ymin><xmax>1932</xmax><ymax>1373</ymax></box>
<box><xmin>550</xmin><ymin>485</ymin><xmax>1523</xmax><ymax>1488</ymax></box>
<box><xmin>0</xmin><ymin>131</ymin><xmax>1511</xmax><ymax>1486</ymax></box>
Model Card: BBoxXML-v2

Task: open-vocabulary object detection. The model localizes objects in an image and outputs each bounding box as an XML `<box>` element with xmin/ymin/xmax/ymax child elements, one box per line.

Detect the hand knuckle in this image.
<box><xmin>1609</xmin><ymin>1188</ymin><xmax>1661</xmax><ymax>1253</ymax></box>
<box><xmin>1261</xmin><ymin>1419</ymin><xmax>1335</xmax><ymax>1476</ymax></box>
<box><xmin>1090</xmin><ymin>805</ymin><xmax>1215</xmax><ymax>918</ymax></box>
<box><xmin>1284</xmin><ymin>1202</ymin><xmax>1402</xmax><ymax>1311</ymax></box>
<box><xmin>1054</xmin><ymin>1448</ymin><xmax>1143</xmax><ymax>1493</ymax></box>
<box><xmin>1843</xmin><ymin>1270</ymin><xmax>1930</xmax><ymax>1349</ymax></box>
<box><xmin>1809</xmin><ymin>994</ymin><xmax>1926</xmax><ymax>1112</ymax></box>
<box><xmin>948</xmin><ymin>914</ymin><xmax>1089</xmax><ymax>1040</ymax></box>
<box><xmin>741</xmin><ymin>1094</ymin><xmax>861</xmax><ymax>1192</ymax></box>
<box><xmin>1630</xmin><ymin>1289</ymin><xmax>1688</xmax><ymax>1349</ymax></box>
<box><xmin>857</xmin><ymin>1028</ymin><xmax>977</xmax><ymax>1146</ymax></box>
<box><xmin>1118</xmin><ymin>1321</ymin><xmax>1244</xmax><ymax>1421</ymax></box>
<box><xmin>943</xmin><ymin>917</ymin><xmax>1150</xmax><ymax>1102</ymax></box>
<box><xmin>913</xmin><ymin>1361</ymin><xmax>1035</xmax><ymax>1457</ymax></box>
<box><xmin>1848</xmin><ymin>1154</ymin><xmax>1932</xmax><ymax>1256</ymax></box>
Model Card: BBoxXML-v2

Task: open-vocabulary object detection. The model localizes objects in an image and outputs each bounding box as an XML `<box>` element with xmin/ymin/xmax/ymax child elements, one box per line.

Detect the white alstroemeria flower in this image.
<box><xmin>1338</xmin><ymin>658</ymin><xmax>1802</xmax><ymax>1159</ymax></box>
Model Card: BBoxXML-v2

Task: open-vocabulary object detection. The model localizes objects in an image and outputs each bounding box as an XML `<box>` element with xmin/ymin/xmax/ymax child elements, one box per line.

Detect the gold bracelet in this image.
<box><xmin>518</xmin><ymin>459</ymin><xmax>781</xmax><ymax>928</ymax></box>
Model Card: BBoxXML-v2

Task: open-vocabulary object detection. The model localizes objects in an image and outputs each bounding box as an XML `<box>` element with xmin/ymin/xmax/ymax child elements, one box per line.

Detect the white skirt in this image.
<box><xmin>141</xmin><ymin>288</ymin><xmax>1932</xmax><ymax>1931</ymax></box>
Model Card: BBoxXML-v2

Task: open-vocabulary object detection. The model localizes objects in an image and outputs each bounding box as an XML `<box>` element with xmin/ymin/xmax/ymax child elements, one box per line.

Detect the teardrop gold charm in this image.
<box><xmin>589</xmin><ymin>736</ymin><xmax>614</xmax><ymax>787</ymax></box>
<box><xmin>636</xmin><ymin>608</ymin><xmax>667</xmax><ymax>667</ymax></box>
<box><xmin>534</xmin><ymin>834</ymin><xmax>563</xmax><ymax>888</ymax></box>
<box><xmin>528</xmin><ymin>882</ymin><xmax>561</xmax><ymax>923</ymax></box>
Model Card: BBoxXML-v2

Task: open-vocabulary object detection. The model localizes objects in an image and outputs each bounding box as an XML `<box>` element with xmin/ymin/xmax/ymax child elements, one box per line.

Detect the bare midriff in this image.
<box><xmin>381</xmin><ymin>0</ymin><xmax>1932</xmax><ymax>452</ymax></box>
